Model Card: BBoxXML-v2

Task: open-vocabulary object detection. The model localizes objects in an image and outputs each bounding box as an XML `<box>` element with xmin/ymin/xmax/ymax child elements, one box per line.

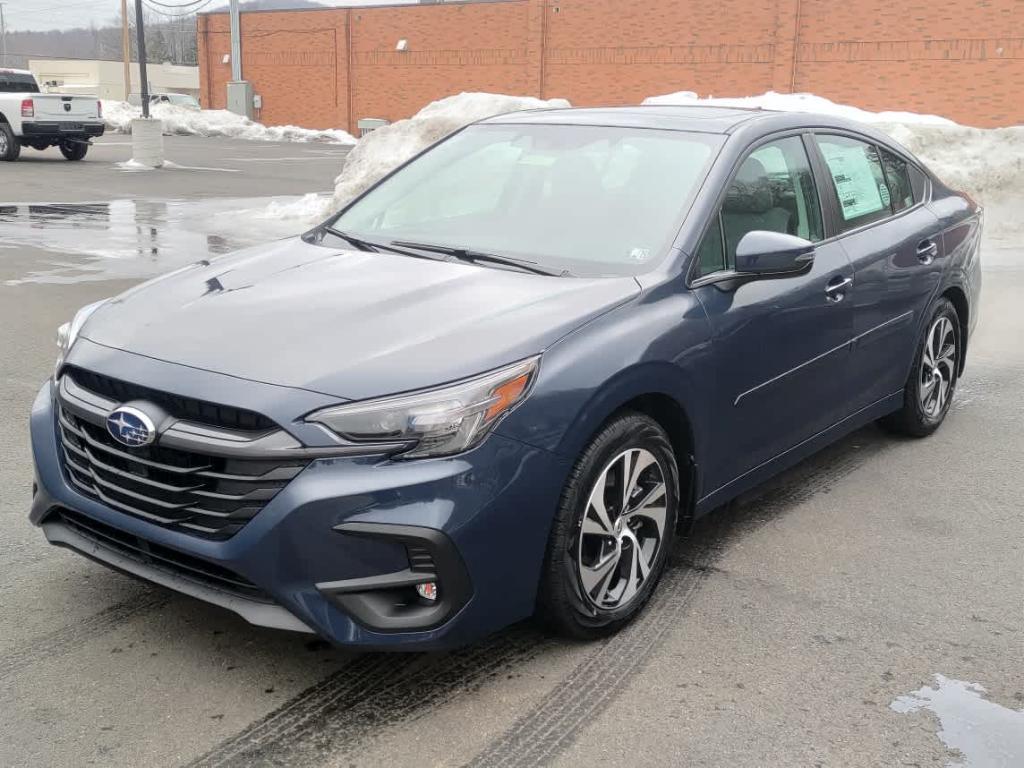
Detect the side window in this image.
<box><xmin>908</xmin><ymin>163</ymin><xmax>928</xmax><ymax>202</ymax></box>
<box><xmin>693</xmin><ymin>135</ymin><xmax>822</xmax><ymax>278</ymax></box>
<box><xmin>878</xmin><ymin>147</ymin><xmax>914</xmax><ymax>212</ymax></box>
<box><xmin>816</xmin><ymin>135</ymin><xmax>892</xmax><ymax>229</ymax></box>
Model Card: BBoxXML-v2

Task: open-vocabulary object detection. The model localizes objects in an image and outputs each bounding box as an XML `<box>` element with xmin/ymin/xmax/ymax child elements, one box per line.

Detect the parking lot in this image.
<box><xmin>1</xmin><ymin>135</ymin><xmax>1022</xmax><ymax>767</ymax></box>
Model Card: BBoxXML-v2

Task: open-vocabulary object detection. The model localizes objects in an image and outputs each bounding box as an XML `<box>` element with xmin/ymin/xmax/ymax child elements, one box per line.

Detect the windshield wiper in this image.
<box><xmin>321</xmin><ymin>227</ymin><xmax>444</xmax><ymax>261</ymax></box>
<box><xmin>391</xmin><ymin>240</ymin><xmax>569</xmax><ymax>277</ymax></box>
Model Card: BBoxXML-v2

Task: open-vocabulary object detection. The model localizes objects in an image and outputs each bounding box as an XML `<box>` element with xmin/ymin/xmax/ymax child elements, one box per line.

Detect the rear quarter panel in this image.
<box><xmin>928</xmin><ymin>187</ymin><xmax>983</xmax><ymax>343</ymax></box>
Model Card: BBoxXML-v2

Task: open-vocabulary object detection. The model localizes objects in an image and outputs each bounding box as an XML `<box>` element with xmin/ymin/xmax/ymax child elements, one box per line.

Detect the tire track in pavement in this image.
<box><xmin>187</xmin><ymin>428</ymin><xmax>889</xmax><ymax>768</ymax></box>
<box><xmin>464</xmin><ymin>429</ymin><xmax>890</xmax><ymax>768</ymax></box>
<box><xmin>186</xmin><ymin>624</ymin><xmax>555</xmax><ymax>768</ymax></box>
<box><xmin>0</xmin><ymin>591</ymin><xmax>167</xmax><ymax>683</ymax></box>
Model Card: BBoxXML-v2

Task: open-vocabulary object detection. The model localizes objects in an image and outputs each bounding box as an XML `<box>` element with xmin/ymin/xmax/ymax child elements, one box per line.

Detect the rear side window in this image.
<box><xmin>816</xmin><ymin>135</ymin><xmax>891</xmax><ymax>230</ymax></box>
<box><xmin>0</xmin><ymin>73</ymin><xmax>39</xmax><ymax>93</ymax></box>
<box><xmin>878</xmin><ymin>148</ymin><xmax>914</xmax><ymax>212</ymax></box>
<box><xmin>908</xmin><ymin>163</ymin><xmax>929</xmax><ymax>202</ymax></box>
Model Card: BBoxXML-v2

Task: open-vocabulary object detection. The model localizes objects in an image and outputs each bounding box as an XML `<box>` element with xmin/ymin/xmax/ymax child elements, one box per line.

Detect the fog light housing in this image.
<box><xmin>415</xmin><ymin>581</ymin><xmax>438</xmax><ymax>601</ymax></box>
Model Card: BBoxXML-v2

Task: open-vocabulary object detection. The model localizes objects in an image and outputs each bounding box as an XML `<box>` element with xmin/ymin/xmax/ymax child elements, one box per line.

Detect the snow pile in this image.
<box><xmin>642</xmin><ymin>90</ymin><xmax>955</xmax><ymax>125</ymax></box>
<box><xmin>102</xmin><ymin>100</ymin><xmax>356</xmax><ymax>144</ymax></box>
<box><xmin>643</xmin><ymin>90</ymin><xmax>1024</xmax><ymax>204</ymax></box>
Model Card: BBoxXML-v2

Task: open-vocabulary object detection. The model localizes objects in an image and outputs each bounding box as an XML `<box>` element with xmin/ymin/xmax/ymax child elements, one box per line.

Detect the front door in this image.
<box><xmin>690</xmin><ymin>134</ymin><xmax>855</xmax><ymax>495</ymax></box>
<box><xmin>812</xmin><ymin>134</ymin><xmax>946</xmax><ymax>411</ymax></box>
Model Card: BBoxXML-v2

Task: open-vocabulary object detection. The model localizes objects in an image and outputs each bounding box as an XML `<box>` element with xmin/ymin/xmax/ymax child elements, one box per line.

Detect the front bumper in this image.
<box><xmin>30</xmin><ymin>378</ymin><xmax>569</xmax><ymax>650</ymax></box>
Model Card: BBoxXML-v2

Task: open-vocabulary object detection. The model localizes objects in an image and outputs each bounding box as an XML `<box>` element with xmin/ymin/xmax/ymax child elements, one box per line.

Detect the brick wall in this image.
<box><xmin>197</xmin><ymin>0</ymin><xmax>1024</xmax><ymax>131</ymax></box>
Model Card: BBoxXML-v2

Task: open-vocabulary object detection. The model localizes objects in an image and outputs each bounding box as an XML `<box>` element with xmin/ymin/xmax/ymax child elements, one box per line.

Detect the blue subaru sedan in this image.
<box><xmin>29</xmin><ymin>106</ymin><xmax>981</xmax><ymax>649</ymax></box>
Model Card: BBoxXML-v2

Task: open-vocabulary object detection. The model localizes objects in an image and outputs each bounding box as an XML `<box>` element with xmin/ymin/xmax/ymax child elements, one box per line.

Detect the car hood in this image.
<box><xmin>81</xmin><ymin>237</ymin><xmax>640</xmax><ymax>400</ymax></box>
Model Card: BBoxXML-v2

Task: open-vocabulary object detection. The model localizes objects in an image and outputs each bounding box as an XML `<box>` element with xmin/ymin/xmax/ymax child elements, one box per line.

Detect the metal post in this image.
<box><xmin>0</xmin><ymin>4</ymin><xmax>7</xmax><ymax>65</ymax></box>
<box><xmin>121</xmin><ymin>0</ymin><xmax>132</xmax><ymax>101</ymax></box>
<box><xmin>229</xmin><ymin>0</ymin><xmax>242</xmax><ymax>82</ymax></box>
<box><xmin>134</xmin><ymin>0</ymin><xmax>150</xmax><ymax>118</ymax></box>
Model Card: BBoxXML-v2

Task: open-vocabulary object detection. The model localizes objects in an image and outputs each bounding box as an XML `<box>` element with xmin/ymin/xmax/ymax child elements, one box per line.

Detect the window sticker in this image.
<box><xmin>820</xmin><ymin>142</ymin><xmax>886</xmax><ymax>221</ymax></box>
<box><xmin>879</xmin><ymin>182</ymin><xmax>891</xmax><ymax>208</ymax></box>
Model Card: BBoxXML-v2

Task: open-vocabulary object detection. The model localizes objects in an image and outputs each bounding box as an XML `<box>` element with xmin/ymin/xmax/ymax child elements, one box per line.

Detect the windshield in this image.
<box><xmin>167</xmin><ymin>94</ymin><xmax>200</xmax><ymax>108</ymax></box>
<box><xmin>329</xmin><ymin>123</ymin><xmax>722</xmax><ymax>276</ymax></box>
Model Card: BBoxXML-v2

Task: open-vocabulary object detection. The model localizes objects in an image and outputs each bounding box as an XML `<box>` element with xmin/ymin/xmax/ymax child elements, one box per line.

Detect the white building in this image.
<box><xmin>27</xmin><ymin>59</ymin><xmax>200</xmax><ymax>102</ymax></box>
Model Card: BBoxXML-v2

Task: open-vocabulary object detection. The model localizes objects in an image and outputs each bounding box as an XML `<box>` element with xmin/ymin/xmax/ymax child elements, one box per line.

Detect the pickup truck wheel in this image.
<box><xmin>59</xmin><ymin>140</ymin><xmax>88</xmax><ymax>161</ymax></box>
<box><xmin>0</xmin><ymin>123</ymin><xmax>20</xmax><ymax>161</ymax></box>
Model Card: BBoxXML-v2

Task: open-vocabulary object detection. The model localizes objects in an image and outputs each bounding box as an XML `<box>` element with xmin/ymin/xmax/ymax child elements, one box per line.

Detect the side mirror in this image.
<box><xmin>735</xmin><ymin>231</ymin><xmax>815</xmax><ymax>276</ymax></box>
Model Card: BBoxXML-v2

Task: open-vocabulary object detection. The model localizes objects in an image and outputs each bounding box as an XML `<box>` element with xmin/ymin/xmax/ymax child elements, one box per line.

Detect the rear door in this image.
<box><xmin>811</xmin><ymin>133</ymin><xmax>944</xmax><ymax>411</ymax></box>
<box><xmin>690</xmin><ymin>133</ymin><xmax>855</xmax><ymax>492</ymax></box>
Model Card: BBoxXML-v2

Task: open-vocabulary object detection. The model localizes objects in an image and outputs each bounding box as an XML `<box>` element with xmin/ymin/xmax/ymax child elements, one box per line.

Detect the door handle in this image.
<box><xmin>825</xmin><ymin>275</ymin><xmax>853</xmax><ymax>302</ymax></box>
<box><xmin>917</xmin><ymin>238</ymin><xmax>939</xmax><ymax>265</ymax></box>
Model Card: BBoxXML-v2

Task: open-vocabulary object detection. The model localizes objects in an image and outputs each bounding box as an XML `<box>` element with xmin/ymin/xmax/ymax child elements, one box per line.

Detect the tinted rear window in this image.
<box><xmin>0</xmin><ymin>73</ymin><xmax>39</xmax><ymax>93</ymax></box>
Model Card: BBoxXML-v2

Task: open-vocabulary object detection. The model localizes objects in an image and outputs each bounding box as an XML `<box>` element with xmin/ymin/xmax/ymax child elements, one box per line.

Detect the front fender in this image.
<box><xmin>496</xmin><ymin>283</ymin><xmax>715</xmax><ymax>493</ymax></box>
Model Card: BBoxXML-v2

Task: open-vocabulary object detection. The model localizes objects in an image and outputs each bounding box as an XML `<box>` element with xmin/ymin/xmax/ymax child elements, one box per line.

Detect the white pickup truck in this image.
<box><xmin>0</xmin><ymin>69</ymin><xmax>105</xmax><ymax>162</ymax></box>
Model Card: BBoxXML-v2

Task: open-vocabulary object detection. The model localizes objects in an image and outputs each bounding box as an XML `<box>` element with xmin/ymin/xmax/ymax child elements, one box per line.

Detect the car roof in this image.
<box><xmin>0</xmin><ymin>68</ymin><xmax>34</xmax><ymax>76</ymax></box>
<box><xmin>482</xmin><ymin>104</ymin><xmax>871</xmax><ymax>136</ymax></box>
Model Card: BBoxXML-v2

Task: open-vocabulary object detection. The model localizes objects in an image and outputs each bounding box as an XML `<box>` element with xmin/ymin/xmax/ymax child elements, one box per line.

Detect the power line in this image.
<box><xmin>145</xmin><ymin>0</ymin><xmax>212</xmax><ymax>8</ymax></box>
<box><xmin>141</xmin><ymin>0</ymin><xmax>215</xmax><ymax>17</ymax></box>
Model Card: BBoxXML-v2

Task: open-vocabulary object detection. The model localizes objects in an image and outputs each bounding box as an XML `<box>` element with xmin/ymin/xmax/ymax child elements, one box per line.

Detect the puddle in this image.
<box><xmin>891</xmin><ymin>674</ymin><xmax>1024</xmax><ymax>767</ymax></box>
<box><xmin>0</xmin><ymin>197</ymin><xmax>325</xmax><ymax>285</ymax></box>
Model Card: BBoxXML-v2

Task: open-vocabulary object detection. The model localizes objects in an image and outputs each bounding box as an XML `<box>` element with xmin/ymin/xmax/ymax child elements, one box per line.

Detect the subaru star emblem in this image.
<box><xmin>106</xmin><ymin>406</ymin><xmax>156</xmax><ymax>448</ymax></box>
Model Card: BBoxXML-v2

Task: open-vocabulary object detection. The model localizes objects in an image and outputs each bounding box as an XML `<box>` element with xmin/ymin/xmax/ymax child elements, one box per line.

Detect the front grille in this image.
<box><xmin>53</xmin><ymin>507</ymin><xmax>270</xmax><ymax>601</ymax></box>
<box><xmin>57</xmin><ymin>405</ymin><xmax>308</xmax><ymax>540</ymax></box>
<box><xmin>64</xmin><ymin>366</ymin><xmax>276</xmax><ymax>432</ymax></box>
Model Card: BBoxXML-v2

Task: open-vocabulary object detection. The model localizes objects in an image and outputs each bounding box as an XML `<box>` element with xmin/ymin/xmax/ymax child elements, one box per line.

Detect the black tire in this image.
<box><xmin>31</xmin><ymin>140</ymin><xmax>50</xmax><ymax>151</ymax></box>
<box><xmin>0</xmin><ymin>123</ymin><xmax>20</xmax><ymax>161</ymax></box>
<box><xmin>59</xmin><ymin>141</ymin><xmax>88</xmax><ymax>161</ymax></box>
<box><xmin>537</xmin><ymin>412</ymin><xmax>679</xmax><ymax>640</ymax></box>
<box><xmin>880</xmin><ymin>297</ymin><xmax>961</xmax><ymax>437</ymax></box>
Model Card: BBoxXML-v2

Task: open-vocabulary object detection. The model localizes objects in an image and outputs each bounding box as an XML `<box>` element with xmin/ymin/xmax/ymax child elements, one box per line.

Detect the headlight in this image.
<box><xmin>55</xmin><ymin>299</ymin><xmax>108</xmax><ymax>376</ymax></box>
<box><xmin>307</xmin><ymin>356</ymin><xmax>539</xmax><ymax>459</ymax></box>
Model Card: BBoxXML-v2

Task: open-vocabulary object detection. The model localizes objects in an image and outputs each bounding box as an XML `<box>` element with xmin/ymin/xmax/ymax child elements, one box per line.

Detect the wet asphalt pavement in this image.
<box><xmin>1</xmin><ymin>137</ymin><xmax>1022</xmax><ymax>767</ymax></box>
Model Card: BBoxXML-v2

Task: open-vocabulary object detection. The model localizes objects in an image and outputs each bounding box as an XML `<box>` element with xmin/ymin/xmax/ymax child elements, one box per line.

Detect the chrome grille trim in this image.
<box><xmin>55</xmin><ymin>371</ymin><xmax>313</xmax><ymax>540</ymax></box>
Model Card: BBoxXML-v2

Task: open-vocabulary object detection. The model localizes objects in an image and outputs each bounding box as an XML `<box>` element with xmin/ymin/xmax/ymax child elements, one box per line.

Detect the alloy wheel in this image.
<box><xmin>919</xmin><ymin>315</ymin><xmax>956</xmax><ymax>418</ymax></box>
<box><xmin>0</xmin><ymin>131</ymin><xmax>7</xmax><ymax>155</ymax></box>
<box><xmin>577</xmin><ymin>447</ymin><xmax>668</xmax><ymax>610</ymax></box>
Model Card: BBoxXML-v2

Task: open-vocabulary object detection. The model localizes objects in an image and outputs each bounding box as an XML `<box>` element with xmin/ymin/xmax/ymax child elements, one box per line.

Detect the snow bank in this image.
<box><xmin>642</xmin><ymin>90</ymin><xmax>1024</xmax><ymax>205</ymax></box>
<box><xmin>102</xmin><ymin>100</ymin><xmax>356</xmax><ymax>144</ymax></box>
<box><xmin>642</xmin><ymin>90</ymin><xmax>955</xmax><ymax>125</ymax></box>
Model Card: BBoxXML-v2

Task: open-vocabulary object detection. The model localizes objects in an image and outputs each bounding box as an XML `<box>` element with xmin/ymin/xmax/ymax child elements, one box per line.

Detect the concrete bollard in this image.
<box><xmin>131</xmin><ymin>118</ymin><xmax>165</xmax><ymax>168</ymax></box>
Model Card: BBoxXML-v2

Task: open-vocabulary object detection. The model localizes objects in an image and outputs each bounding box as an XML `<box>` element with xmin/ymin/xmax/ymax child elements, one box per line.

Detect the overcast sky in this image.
<box><xmin>0</xmin><ymin>0</ymin><xmax>415</xmax><ymax>33</ymax></box>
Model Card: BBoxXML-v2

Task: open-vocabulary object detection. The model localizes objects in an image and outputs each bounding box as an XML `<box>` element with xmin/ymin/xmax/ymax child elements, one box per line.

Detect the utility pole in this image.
<box><xmin>134</xmin><ymin>0</ymin><xmax>150</xmax><ymax>118</ymax></box>
<box><xmin>0</xmin><ymin>4</ymin><xmax>8</xmax><ymax>66</ymax></box>
<box><xmin>229</xmin><ymin>0</ymin><xmax>241</xmax><ymax>81</ymax></box>
<box><xmin>225</xmin><ymin>0</ymin><xmax>252</xmax><ymax>117</ymax></box>
<box><xmin>120</xmin><ymin>0</ymin><xmax>132</xmax><ymax>100</ymax></box>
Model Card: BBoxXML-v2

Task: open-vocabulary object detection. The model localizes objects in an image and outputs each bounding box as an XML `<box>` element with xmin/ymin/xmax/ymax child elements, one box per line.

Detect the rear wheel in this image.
<box><xmin>0</xmin><ymin>123</ymin><xmax>20</xmax><ymax>161</ymax></box>
<box><xmin>880</xmin><ymin>297</ymin><xmax>960</xmax><ymax>437</ymax></box>
<box><xmin>60</xmin><ymin>140</ymin><xmax>88</xmax><ymax>161</ymax></box>
<box><xmin>537</xmin><ymin>413</ymin><xmax>679</xmax><ymax>639</ymax></box>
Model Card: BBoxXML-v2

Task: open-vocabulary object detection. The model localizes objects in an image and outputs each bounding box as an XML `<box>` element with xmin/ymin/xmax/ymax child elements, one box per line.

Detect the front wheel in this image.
<box><xmin>880</xmin><ymin>297</ymin><xmax>960</xmax><ymax>437</ymax></box>
<box><xmin>60</xmin><ymin>140</ymin><xmax>88</xmax><ymax>161</ymax></box>
<box><xmin>537</xmin><ymin>412</ymin><xmax>679</xmax><ymax>639</ymax></box>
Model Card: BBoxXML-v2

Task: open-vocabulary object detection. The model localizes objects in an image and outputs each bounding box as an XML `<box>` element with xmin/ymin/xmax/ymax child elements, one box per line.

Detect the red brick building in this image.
<box><xmin>197</xmin><ymin>0</ymin><xmax>1024</xmax><ymax>132</ymax></box>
